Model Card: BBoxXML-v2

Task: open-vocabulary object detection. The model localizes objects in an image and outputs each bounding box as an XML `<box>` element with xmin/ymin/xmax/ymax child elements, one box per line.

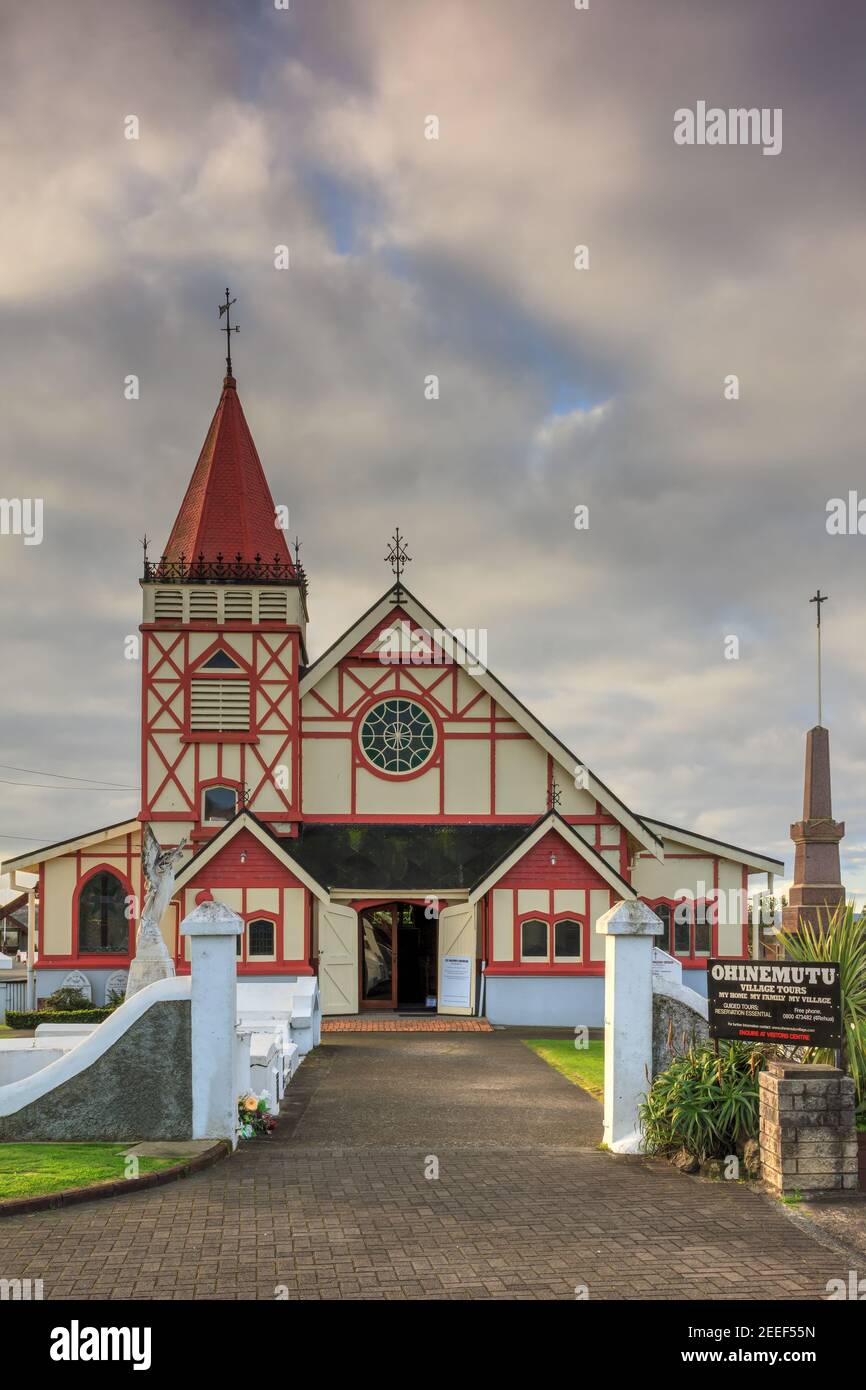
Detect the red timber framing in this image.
<box><xmin>36</xmin><ymin>827</ymin><xmax>141</xmax><ymax>970</ymax></box>
<box><xmin>482</xmin><ymin>829</ymin><xmax>613</xmax><ymax>977</ymax></box>
<box><xmin>635</xmin><ymin>853</ymin><xmax>750</xmax><ymax>963</ymax></box>
<box><xmin>174</xmin><ymin>827</ymin><xmax>313</xmax><ymax>976</ymax></box>
<box><xmin>139</xmin><ymin>623</ymin><xmax>301</xmax><ymax>831</ymax></box>
<box><xmin>300</xmin><ymin>607</ymin><xmax>629</xmax><ymax>842</ymax></box>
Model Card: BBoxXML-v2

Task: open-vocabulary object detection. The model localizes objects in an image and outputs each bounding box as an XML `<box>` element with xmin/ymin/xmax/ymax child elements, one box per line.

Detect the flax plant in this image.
<box><xmin>639</xmin><ymin>1042</ymin><xmax>767</xmax><ymax>1163</ymax></box>
<box><xmin>780</xmin><ymin>901</ymin><xmax>866</xmax><ymax>1109</ymax></box>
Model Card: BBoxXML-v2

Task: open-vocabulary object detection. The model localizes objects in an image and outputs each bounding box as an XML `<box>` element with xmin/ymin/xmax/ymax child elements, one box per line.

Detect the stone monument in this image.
<box><xmin>781</xmin><ymin>724</ymin><xmax>845</xmax><ymax>936</ymax></box>
<box><xmin>125</xmin><ymin>826</ymin><xmax>188</xmax><ymax>1000</ymax></box>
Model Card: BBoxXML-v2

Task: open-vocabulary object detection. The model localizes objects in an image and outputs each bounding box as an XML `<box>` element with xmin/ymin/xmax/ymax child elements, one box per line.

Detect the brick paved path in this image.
<box><xmin>0</xmin><ymin>1033</ymin><xmax>851</xmax><ymax>1300</ymax></box>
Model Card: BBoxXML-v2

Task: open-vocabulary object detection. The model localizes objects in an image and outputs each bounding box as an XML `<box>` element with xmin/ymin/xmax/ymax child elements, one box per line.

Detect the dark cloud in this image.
<box><xmin>1</xmin><ymin>0</ymin><xmax>865</xmax><ymax>901</ymax></box>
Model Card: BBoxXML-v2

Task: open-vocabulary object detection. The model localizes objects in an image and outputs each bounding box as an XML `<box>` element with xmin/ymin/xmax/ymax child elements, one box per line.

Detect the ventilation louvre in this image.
<box><xmin>258</xmin><ymin>591</ymin><xmax>288</xmax><ymax>621</ymax></box>
<box><xmin>189</xmin><ymin>589</ymin><xmax>218</xmax><ymax>620</ymax></box>
<box><xmin>190</xmin><ymin>678</ymin><xmax>250</xmax><ymax>731</ymax></box>
<box><xmin>154</xmin><ymin>589</ymin><xmax>183</xmax><ymax>620</ymax></box>
<box><xmin>225</xmin><ymin>590</ymin><xmax>253</xmax><ymax>621</ymax></box>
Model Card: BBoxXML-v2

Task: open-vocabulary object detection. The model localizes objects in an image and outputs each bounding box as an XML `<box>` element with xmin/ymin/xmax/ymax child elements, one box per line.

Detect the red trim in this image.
<box><xmin>71</xmin><ymin>861</ymin><xmax>136</xmax><ymax>959</ymax></box>
<box><xmin>350</xmin><ymin>690</ymin><xmax>444</xmax><ymax>784</ymax></box>
<box><xmin>484</xmin><ymin>963</ymin><xmax>604</xmax><ymax>977</ymax></box>
<box><xmin>641</xmin><ymin>895</ymin><xmax>716</xmax><ymax>964</ymax></box>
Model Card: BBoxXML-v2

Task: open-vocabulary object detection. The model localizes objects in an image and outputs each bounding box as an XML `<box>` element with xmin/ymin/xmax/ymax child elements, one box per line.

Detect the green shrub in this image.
<box><xmin>43</xmin><ymin>986</ymin><xmax>92</xmax><ymax>1011</ymax></box>
<box><xmin>640</xmin><ymin>1041</ymin><xmax>767</xmax><ymax>1163</ymax></box>
<box><xmin>781</xmin><ymin>901</ymin><xmax>866</xmax><ymax>1114</ymax></box>
<box><xmin>5</xmin><ymin>1008</ymin><xmax>113</xmax><ymax>1030</ymax></box>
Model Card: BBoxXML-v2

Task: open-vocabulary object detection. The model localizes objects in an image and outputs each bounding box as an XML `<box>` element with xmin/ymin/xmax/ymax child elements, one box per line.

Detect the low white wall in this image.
<box><xmin>0</xmin><ymin>977</ymin><xmax>191</xmax><ymax>1119</ymax></box>
<box><xmin>0</xmin><ymin>1043</ymin><xmax>67</xmax><ymax>1084</ymax></box>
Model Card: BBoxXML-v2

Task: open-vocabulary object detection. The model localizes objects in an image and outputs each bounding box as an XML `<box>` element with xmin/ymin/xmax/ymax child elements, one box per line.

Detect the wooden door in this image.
<box><xmin>318</xmin><ymin>902</ymin><xmax>359</xmax><ymax>1015</ymax></box>
<box><xmin>437</xmin><ymin>903</ymin><xmax>477</xmax><ymax>1017</ymax></box>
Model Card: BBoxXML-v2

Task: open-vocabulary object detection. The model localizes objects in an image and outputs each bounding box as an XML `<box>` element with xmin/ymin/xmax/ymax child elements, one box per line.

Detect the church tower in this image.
<box><xmin>139</xmin><ymin>361</ymin><xmax>307</xmax><ymax>849</ymax></box>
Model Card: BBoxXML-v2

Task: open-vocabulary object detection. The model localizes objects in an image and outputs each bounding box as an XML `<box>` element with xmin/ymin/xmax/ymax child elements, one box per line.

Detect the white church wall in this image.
<box><xmin>301</xmin><ymin>738</ymin><xmax>351</xmax><ymax>813</ymax></box>
<box><xmin>282</xmin><ymin>888</ymin><xmax>305</xmax><ymax>960</ymax></box>
<box><xmin>631</xmin><ymin>851</ymin><xmax>715</xmax><ymax>899</ymax></box>
<box><xmin>494</xmin><ymin>738</ymin><xmax>547</xmax><ymax>813</ymax></box>
<box><xmin>717</xmin><ymin>859</ymin><xmax>746</xmax><ymax>955</ymax></box>
<box><xmin>491</xmin><ymin>889</ymin><xmax>513</xmax><ymax>961</ymax></box>
<box><xmin>443</xmin><ymin>739</ymin><xmax>490</xmax><ymax>813</ymax></box>
<box><xmin>42</xmin><ymin>857</ymin><xmax>79</xmax><ymax>957</ymax></box>
<box><xmin>356</xmin><ymin>765</ymin><xmax>439</xmax><ymax>814</ymax></box>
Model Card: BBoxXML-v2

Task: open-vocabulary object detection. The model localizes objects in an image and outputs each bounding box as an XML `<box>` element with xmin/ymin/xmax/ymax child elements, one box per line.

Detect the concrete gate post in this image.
<box><xmin>180</xmin><ymin>900</ymin><xmax>243</xmax><ymax>1147</ymax></box>
<box><xmin>598</xmin><ymin>899</ymin><xmax>663</xmax><ymax>1153</ymax></box>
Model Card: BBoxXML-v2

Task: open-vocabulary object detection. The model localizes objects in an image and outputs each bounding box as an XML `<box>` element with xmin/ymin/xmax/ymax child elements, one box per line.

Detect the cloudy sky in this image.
<box><xmin>1</xmin><ymin>0</ymin><xmax>865</xmax><ymax>900</ymax></box>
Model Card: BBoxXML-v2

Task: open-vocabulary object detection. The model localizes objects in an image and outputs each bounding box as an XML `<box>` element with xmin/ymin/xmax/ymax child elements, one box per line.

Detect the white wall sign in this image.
<box><xmin>441</xmin><ymin>954</ymin><xmax>472</xmax><ymax>1009</ymax></box>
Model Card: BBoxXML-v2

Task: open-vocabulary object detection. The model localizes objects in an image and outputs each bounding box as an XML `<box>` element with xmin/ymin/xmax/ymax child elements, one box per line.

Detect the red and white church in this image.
<box><xmin>6</xmin><ymin>362</ymin><xmax>783</xmax><ymax>1025</ymax></box>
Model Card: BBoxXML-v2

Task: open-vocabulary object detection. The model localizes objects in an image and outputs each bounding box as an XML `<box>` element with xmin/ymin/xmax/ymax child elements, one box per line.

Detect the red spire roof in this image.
<box><xmin>163</xmin><ymin>376</ymin><xmax>293</xmax><ymax>567</ymax></box>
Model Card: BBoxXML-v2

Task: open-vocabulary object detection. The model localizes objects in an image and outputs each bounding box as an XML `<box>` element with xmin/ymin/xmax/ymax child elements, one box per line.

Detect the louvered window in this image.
<box><xmin>154</xmin><ymin>589</ymin><xmax>183</xmax><ymax>620</ymax></box>
<box><xmin>190</xmin><ymin>677</ymin><xmax>250</xmax><ymax>731</ymax></box>
<box><xmin>189</xmin><ymin>589</ymin><xmax>218</xmax><ymax>620</ymax></box>
<box><xmin>258</xmin><ymin>591</ymin><xmax>287</xmax><ymax>621</ymax></box>
<box><xmin>225</xmin><ymin>590</ymin><xmax>253</xmax><ymax>621</ymax></box>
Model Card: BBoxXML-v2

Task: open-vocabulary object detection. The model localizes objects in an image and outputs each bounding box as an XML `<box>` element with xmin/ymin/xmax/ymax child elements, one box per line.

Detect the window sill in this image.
<box><xmin>181</xmin><ymin>734</ymin><xmax>259</xmax><ymax>744</ymax></box>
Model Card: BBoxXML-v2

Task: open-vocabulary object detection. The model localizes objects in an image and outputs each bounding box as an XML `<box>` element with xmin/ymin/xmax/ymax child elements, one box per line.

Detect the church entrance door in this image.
<box><xmin>359</xmin><ymin>903</ymin><xmax>438</xmax><ymax>1011</ymax></box>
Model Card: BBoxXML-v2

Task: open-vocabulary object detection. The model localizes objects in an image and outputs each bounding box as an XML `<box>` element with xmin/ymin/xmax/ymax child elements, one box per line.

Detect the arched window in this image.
<box><xmin>554</xmin><ymin>918</ymin><xmax>582</xmax><ymax>962</ymax></box>
<box><xmin>78</xmin><ymin>871</ymin><xmax>129</xmax><ymax>954</ymax></box>
<box><xmin>248</xmin><ymin>918</ymin><xmax>275</xmax><ymax>960</ymax></box>
<box><xmin>520</xmin><ymin>918</ymin><xmax>548</xmax><ymax>961</ymax></box>
<box><xmin>203</xmin><ymin>785</ymin><xmax>238</xmax><ymax>823</ymax></box>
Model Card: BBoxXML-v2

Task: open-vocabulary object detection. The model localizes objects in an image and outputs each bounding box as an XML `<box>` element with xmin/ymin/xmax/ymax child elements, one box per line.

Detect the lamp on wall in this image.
<box><xmin>240</xmin><ymin>851</ymin><xmax>247</xmax><ymax>864</ymax></box>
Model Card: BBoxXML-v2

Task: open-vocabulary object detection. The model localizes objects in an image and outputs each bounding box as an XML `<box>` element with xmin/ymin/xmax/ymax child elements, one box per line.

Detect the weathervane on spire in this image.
<box><xmin>809</xmin><ymin>589</ymin><xmax>829</xmax><ymax>727</ymax></box>
<box><xmin>219</xmin><ymin>287</ymin><xmax>239</xmax><ymax>377</ymax></box>
<box><xmin>385</xmin><ymin>527</ymin><xmax>412</xmax><ymax>603</ymax></box>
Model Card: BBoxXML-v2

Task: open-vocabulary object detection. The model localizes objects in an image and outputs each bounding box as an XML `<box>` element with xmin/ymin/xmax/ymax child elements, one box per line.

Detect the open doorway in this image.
<box><xmin>359</xmin><ymin>902</ymin><xmax>438</xmax><ymax>1011</ymax></box>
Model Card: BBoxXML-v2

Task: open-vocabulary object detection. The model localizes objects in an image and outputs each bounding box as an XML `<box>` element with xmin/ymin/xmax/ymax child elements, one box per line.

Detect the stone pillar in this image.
<box><xmin>782</xmin><ymin>726</ymin><xmax>845</xmax><ymax>936</ymax></box>
<box><xmin>598</xmin><ymin>899</ymin><xmax>663</xmax><ymax>1153</ymax></box>
<box><xmin>180</xmin><ymin>900</ymin><xmax>243</xmax><ymax>1148</ymax></box>
<box><xmin>759</xmin><ymin>1059</ymin><xmax>858</xmax><ymax>1194</ymax></box>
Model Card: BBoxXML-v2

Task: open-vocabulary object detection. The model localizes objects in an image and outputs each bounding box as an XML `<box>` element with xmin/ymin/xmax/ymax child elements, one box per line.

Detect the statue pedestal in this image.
<box><xmin>125</xmin><ymin>928</ymin><xmax>176</xmax><ymax>1000</ymax></box>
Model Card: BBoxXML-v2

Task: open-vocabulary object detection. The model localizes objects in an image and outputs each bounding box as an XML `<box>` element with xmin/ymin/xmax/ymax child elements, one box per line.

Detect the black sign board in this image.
<box><xmin>706</xmin><ymin>960</ymin><xmax>842</xmax><ymax>1047</ymax></box>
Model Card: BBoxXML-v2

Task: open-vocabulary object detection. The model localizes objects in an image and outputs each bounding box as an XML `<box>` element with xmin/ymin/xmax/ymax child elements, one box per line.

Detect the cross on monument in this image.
<box><xmin>219</xmin><ymin>287</ymin><xmax>239</xmax><ymax>377</ymax></box>
<box><xmin>809</xmin><ymin>589</ymin><xmax>829</xmax><ymax>727</ymax></box>
<box><xmin>385</xmin><ymin>527</ymin><xmax>412</xmax><ymax>603</ymax></box>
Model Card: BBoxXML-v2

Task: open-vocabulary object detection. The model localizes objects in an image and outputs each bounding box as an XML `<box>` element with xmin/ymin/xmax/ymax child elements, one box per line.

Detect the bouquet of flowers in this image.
<box><xmin>237</xmin><ymin>1091</ymin><xmax>278</xmax><ymax>1139</ymax></box>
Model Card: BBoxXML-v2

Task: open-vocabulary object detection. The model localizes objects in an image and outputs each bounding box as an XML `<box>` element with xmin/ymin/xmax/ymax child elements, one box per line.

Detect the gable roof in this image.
<box><xmin>172</xmin><ymin>810</ymin><xmax>329</xmax><ymax>902</ymax></box>
<box><xmin>2</xmin><ymin>819</ymin><xmax>141</xmax><ymax>876</ymax></box>
<box><xmin>286</xmin><ymin>822</ymin><xmax>530</xmax><ymax>893</ymax></box>
<box><xmin>468</xmin><ymin>811</ymin><xmax>637</xmax><ymax>904</ymax></box>
<box><xmin>300</xmin><ymin>585</ymin><xmax>665</xmax><ymax>860</ymax></box>
<box><xmin>639</xmin><ymin>817</ymin><xmax>785</xmax><ymax>874</ymax></box>
<box><xmin>162</xmin><ymin>374</ymin><xmax>295</xmax><ymax>568</ymax></box>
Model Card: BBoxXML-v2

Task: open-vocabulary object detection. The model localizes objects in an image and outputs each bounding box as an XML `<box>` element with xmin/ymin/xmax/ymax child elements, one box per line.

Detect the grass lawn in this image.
<box><xmin>0</xmin><ymin>1025</ymin><xmax>33</xmax><ymax>1038</ymax></box>
<box><xmin>0</xmin><ymin>1144</ymin><xmax>179</xmax><ymax>1201</ymax></box>
<box><xmin>524</xmin><ymin>1038</ymin><xmax>605</xmax><ymax>1100</ymax></box>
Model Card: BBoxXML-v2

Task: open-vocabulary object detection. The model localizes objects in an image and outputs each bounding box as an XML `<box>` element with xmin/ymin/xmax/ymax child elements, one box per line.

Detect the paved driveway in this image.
<box><xmin>0</xmin><ymin>1033</ymin><xmax>851</xmax><ymax>1300</ymax></box>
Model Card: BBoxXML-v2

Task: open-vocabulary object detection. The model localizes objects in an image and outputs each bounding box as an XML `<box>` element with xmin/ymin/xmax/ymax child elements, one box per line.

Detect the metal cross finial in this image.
<box><xmin>547</xmin><ymin>779</ymin><xmax>562</xmax><ymax>812</ymax></box>
<box><xmin>219</xmin><ymin>287</ymin><xmax>239</xmax><ymax>377</ymax></box>
<box><xmin>810</xmin><ymin>590</ymin><xmax>829</xmax><ymax>727</ymax></box>
<box><xmin>140</xmin><ymin>533</ymin><xmax>149</xmax><ymax>565</ymax></box>
<box><xmin>292</xmin><ymin>536</ymin><xmax>302</xmax><ymax>569</ymax></box>
<box><xmin>385</xmin><ymin>527</ymin><xmax>412</xmax><ymax>603</ymax></box>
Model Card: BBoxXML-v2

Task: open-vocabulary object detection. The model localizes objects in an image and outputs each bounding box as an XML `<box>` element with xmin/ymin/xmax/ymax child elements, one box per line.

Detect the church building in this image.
<box><xmin>5</xmin><ymin>349</ymin><xmax>783</xmax><ymax>1026</ymax></box>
